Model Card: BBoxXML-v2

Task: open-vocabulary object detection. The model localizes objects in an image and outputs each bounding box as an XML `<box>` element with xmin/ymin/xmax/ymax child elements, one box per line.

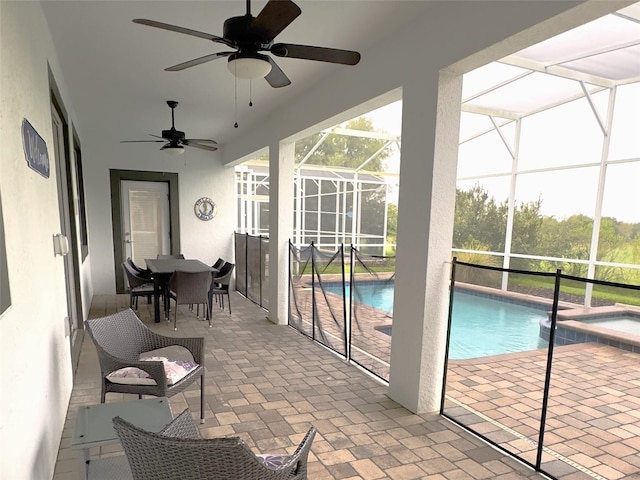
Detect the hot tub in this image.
<box><xmin>539</xmin><ymin>304</ymin><xmax>640</xmax><ymax>353</ymax></box>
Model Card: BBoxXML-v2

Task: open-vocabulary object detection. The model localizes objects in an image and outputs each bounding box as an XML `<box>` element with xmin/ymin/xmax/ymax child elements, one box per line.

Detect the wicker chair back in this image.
<box><xmin>113</xmin><ymin>409</ymin><xmax>316</xmax><ymax>480</ymax></box>
<box><xmin>167</xmin><ymin>270</ymin><xmax>212</xmax><ymax>329</ymax></box>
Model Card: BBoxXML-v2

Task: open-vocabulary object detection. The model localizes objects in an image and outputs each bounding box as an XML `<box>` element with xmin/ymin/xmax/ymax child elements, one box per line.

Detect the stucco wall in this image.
<box><xmin>84</xmin><ymin>137</ymin><xmax>235</xmax><ymax>294</ymax></box>
<box><xmin>0</xmin><ymin>2</ymin><xmax>81</xmax><ymax>478</ymax></box>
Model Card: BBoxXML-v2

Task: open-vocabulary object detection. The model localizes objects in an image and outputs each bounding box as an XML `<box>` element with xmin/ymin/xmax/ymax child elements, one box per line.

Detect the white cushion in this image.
<box><xmin>140</xmin><ymin>345</ymin><xmax>195</xmax><ymax>363</ymax></box>
<box><xmin>106</xmin><ymin>346</ymin><xmax>198</xmax><ymax>386</ymax></box>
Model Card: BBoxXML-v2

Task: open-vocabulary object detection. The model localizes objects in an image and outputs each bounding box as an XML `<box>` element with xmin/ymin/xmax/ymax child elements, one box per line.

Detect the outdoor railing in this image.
<box><xmin>234</xmin><ymin>232</ymin><xmax>269</xmax><ymax>309</ymax></box>
<box><xmin>288</xmin><ymin>241</ymin><xmax>395</xmax><ymax>381</ymax></box>
<box><xmin>286</xmin><ymin>246</ymin><xmax>640</xmax><ymax>479</ymax></box>
<box><xmin>443</xmin><ymin>258</ymin><xmax>640</xmax><ymax>480</ymax></box>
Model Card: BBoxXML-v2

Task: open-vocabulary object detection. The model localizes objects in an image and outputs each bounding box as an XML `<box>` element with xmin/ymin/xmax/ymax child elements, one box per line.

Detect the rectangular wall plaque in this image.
<box><xmin>22</xmin><ymin>118</ymin><xmax>50</xmax><ymax>178</ymax></box>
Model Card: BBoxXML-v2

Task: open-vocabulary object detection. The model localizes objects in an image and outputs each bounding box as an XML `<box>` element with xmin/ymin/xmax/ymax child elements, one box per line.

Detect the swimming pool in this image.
<box><xmin>327</xmin><ymin>283</ymin><xmax>549</xmax><ymax>359</ymax></box>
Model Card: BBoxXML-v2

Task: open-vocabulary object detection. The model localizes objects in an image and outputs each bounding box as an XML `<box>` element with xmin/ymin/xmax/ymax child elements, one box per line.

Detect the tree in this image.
<box><xmin>454</xmin><ymin>185</ymin><xmax>543</xmax><ymax>271</ymax></box>
<box><xmin>535</xmin><ymin>214</ymin><xmax>593</xmax><ymax>261</ymax></box>
<box><xmin>295</xmin><ymin>117</ymin><xmax>393</xmax><ymax>254</ymax></box>
<box><xmin>295</xmin><ymin>117</ymin><xmax>390</xmax><ymax>171</ymax></box>
<box><xmin>453</xmin><ymin>185</ymin><xmax>640</xmax><ymax>284</ymax></box>
<box><xmin>385</xmin><ymin>203</ymin><xmax>398</xmax><ymax>255</ymax></box>
<box><xmin>511</xmin><ymin>197</ymin><xmax>543</xmax><ymax>254</ymax></box>
<box><xmin>453</xmin><ymin>184</ymin><xmax>507</xmax><ymax>251</ymax></box>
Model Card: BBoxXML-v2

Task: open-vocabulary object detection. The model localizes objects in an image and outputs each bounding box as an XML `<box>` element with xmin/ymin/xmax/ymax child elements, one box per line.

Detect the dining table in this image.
<box><xmin>145</xmin><ymin>258</ymin><xmax>216</xmax><ymax>323</ymax></box>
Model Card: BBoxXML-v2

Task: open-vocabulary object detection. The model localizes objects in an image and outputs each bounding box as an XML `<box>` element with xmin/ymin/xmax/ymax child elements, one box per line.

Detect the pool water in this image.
<box><xmin>330</xmin><ymin>283</ymin><xmax>548</xmax><ymax>359</ymax></box>
<box><xmin>449</xmin><ymin>292</ymin><xmax>548</xmax><ymax>359</ymax></box>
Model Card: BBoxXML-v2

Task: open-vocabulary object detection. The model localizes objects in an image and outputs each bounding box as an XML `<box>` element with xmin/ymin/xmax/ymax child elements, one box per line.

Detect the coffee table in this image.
<box><xmin>71</xmin><ymin>397</ymin><xmax>173</xmax><ymax>480</ymax></box>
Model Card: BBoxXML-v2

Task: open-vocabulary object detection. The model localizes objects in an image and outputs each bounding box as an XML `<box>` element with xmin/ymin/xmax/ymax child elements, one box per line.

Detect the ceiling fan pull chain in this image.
<box><xmin>234</xmin><ymin>61</ymin><xmax>239</xmax><ymax>128</ymax></box>
<box><xmin>249</xmin><ymin>80</ymin><xmax>253</xmax><ymax>107</ymax></box>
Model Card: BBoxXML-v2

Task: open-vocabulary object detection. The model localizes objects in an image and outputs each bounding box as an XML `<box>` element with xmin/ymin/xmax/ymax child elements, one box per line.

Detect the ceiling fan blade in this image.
<box><xmin>183</xmin><ymin>140</ymin><xmax>219</xmax><ymax>152</ymax></box>
<box><xmin>264</xmin><ymin>56</ymin><xmax>291</xmax><ymax>88</ymax></box>
<box><xmin>183</xmin><ymin>138</ymin><xmax>218</xmax><ymax>145</ymax></box>
<box><xmin>271</xmin><ymin>43</ymin><xmax>360</xmax><ymax>65</ymax></box>
<box><xmin>120</xmin><ymin>140</ymin><xmax>166</xmax><ymax>143</ymax></box>
<box><xmin>165</xmin><ymin>52</ymin><xmax>234</xmax><ymax>72</ymax></box>
<box><xmin>133</xmin><ymin>19</ymin><xmax>234</xmax><ymax>47</ymax></box>
<box><xmin>248</xmin><ymin>0</ymin><xmax>302</xmax><ymax>42</ymax></box>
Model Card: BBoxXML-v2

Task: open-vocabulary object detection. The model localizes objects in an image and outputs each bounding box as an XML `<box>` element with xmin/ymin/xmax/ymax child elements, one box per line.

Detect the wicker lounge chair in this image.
<box><xmin>113</xmin><ymin>409</ymin><xmax>316</xmax><ymax>480</ymax></box>
<box><xmin>85</xmin><ymin>309</ymin><xmax>206</xmax><ymax>422</ymax></box>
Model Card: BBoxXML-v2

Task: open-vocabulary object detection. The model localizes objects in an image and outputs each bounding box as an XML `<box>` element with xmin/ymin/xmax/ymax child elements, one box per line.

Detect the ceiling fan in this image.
<box><xmin>120</xmin><ymin>101</ymin><xmax>218</xmax><ymax>155</ymax></box>
<box><xmin>132</xmin><ymin>0</ymin><xmax>361</xmax><ymax>88</ymax></box>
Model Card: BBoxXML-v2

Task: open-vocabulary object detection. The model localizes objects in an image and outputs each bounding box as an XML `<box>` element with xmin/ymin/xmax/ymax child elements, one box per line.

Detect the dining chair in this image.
<box><xmin>212</xmin><ymin>257</ymin><xmax>225</xmax><ymax>270</ymax></box>
<box><xmin>85</xmin><ymin>309</ymin><xmax>206</xmax><ymax>422</ymax></box>
<box><xmin>122</xmin><ymin>263</ymin><xmax>155</xmax><ymax>310</ymax></box>
<box><xmin>113</xmin><ymin>408</ymin><xmax>316</xmax><ymax>480</ymax></box>
<box><xmin>167</xmin><ymin>270</ymin><xmax>212</xmax><ymax>330</ymax></box>
<box><xmin>127</xmin><ymin>257</ymin><xmax>152</xmax><ymax>280</ymax></box>
<box><xmin>209</xmin><ymin>258</ymin><xmax>225</xmax><ymax>307</ymax></box>
<box><xmin>209</xmin><ymin>262</ymin><xmax>235</xmax><ymax>317</ymax></box>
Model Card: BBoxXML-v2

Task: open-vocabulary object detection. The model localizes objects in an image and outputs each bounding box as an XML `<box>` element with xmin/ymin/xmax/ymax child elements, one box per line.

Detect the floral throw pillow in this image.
<box><xmin>106</xmin><ymin>356</ymin><xmax>198</xmax><ymax>386</ymax></box>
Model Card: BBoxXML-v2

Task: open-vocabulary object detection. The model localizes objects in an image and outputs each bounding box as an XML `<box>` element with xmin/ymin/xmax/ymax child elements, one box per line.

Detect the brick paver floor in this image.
<box><xmin>53</xmin><ymin>292</ymin><xmax>547</xmax><ymax>480</ymax></box>
<box><xmin>445</xmin><ymin>343</ymin><xmax>640</xmax><ymax>480</ymax></box>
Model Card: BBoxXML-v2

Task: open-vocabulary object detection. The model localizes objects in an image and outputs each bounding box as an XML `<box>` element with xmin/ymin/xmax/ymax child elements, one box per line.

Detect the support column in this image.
<box><xmin>267</xmin><ymin>141</ymin><xmax>295</xmax><ymax>325</ymax></box>
<box><xmin>388</xmin><ymin>71</ymin><xmax>462</xmax><ymax>413</ymax></box>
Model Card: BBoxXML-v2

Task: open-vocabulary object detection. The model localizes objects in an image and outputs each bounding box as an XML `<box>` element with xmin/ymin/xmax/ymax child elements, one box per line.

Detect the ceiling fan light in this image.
<box><xmin>227</xmin><ymin>53</ymin><xmax>272</xmax><ymax>80</ymax></box>
<box><xmin>161</xmin><ymin>144</ymin><xmax>185</xmax><ymax>156</ymax></box>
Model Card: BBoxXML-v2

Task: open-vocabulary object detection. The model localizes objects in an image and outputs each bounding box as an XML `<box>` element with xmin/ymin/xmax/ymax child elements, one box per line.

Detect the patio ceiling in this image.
<box><xmin>40</xmin><ymin>1</ymin><xmax>433</xmax><ymax>148</ymax></box>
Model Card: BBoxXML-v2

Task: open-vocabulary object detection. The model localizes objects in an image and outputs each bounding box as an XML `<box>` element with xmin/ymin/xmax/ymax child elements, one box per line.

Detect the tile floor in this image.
<box><xmin>54</xmin><ymin>292</ymin><xmax>550</xmax><ymax>480</ymax></box>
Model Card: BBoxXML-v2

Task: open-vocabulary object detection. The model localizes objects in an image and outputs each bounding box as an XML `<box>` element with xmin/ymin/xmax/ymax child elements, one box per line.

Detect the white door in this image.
<box><xmin>121</xmin><ymin>181</ymin><xmax>171</xmax><ymax>269</ymax></box>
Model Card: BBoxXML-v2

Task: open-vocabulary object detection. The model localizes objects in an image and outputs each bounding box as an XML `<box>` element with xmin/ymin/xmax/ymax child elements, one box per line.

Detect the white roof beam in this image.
<box><xmin>297</xmin><ymin>131</ymin><xmax>331</xmax><ymax>168</ymax></box>
<box><xmin>547</xmin><ymin>39</ymin><xmax>640</xmax><ymax>69</ymax></box>
<box><xmin>325</xmin><ymin>127</ymin><xmax>400</xmax><ymax>142</ymax></box>
<box><xmin>461</xmin><ymin>104</ymin><xmax>521</xmax><ymax>120</ymax></box>
<box><xmin>499</xmin><ymin>55</ymin><xmax>616</xmax><ymax>88</ymax></box>
<box><xmin>579</xmin><ymin>81</ymin><xmax>609</xmax><ymax>136</ymax></box>
<box><xmin>463</xmin><ymin>86</ymin><xmax>608</xmax><ymax>139</ymax></box>
<box><xmin>489</xmin><ymin>116</ymin><xmax>516</xmax><ymax>159</ymax></box>
<box><xmin>355</xmin><ymin>140</ymin><xmax>394</xmax><ymax>172</ymax></box>
<box><xmin>462</xmin><ymin>71</ymin><xmax>533</xmax><ymax>103</ymax></box>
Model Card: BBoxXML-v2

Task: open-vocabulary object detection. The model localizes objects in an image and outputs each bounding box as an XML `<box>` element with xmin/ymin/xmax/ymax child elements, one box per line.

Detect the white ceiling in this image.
<box><xmin>41</xmin><ymin>0</ymin><xmax>433</xmax><ymax>150</ymax></box>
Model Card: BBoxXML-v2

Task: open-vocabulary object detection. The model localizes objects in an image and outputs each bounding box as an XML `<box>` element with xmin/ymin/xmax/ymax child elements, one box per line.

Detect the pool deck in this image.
<box><xmin>289</xmin><ymin>282</ymin><xmax>640</xmax><ymax>479</ymax></box>
<box><xmin>445</xmin><ymin>342</ymin><xmax>640</xmax><ymax>479</ymax></box>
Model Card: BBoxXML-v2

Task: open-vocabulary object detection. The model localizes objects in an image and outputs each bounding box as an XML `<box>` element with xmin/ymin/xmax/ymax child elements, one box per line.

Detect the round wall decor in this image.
<box><xmin>194</xmin><ymin>197</ymin><xmax>217</xmax><ymax>221</ymax></box>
